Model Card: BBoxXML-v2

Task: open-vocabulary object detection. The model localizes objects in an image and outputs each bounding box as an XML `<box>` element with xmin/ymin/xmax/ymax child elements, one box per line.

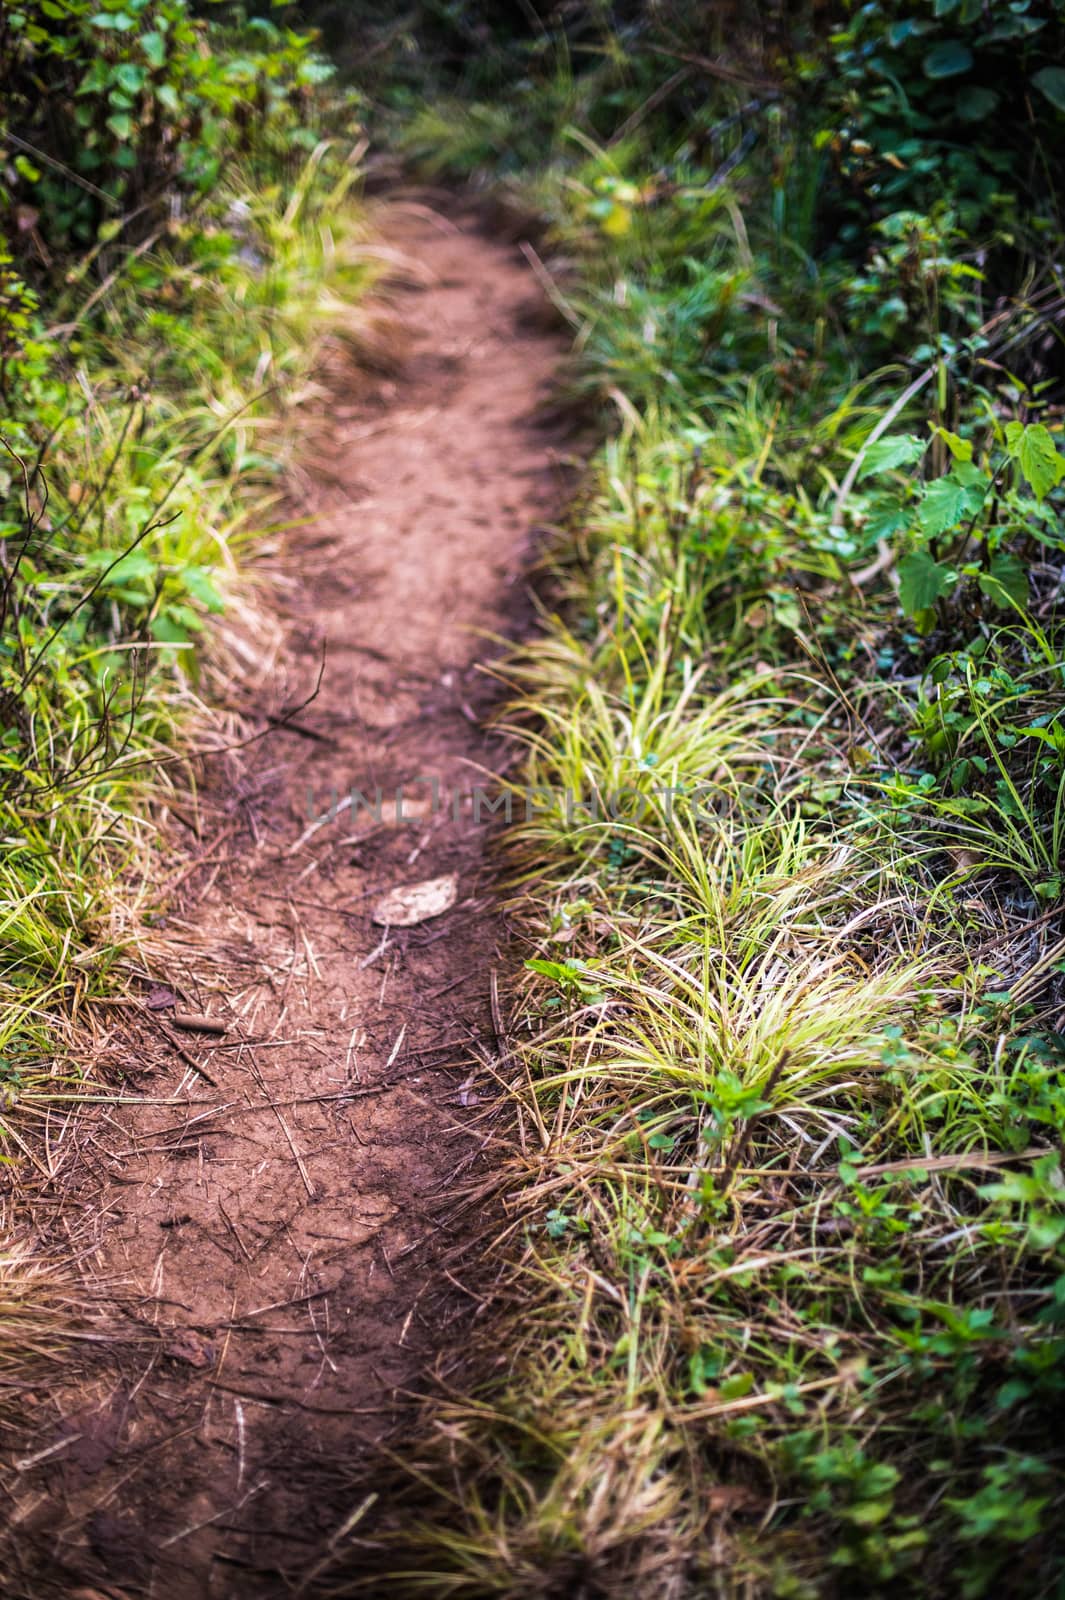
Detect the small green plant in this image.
<box><xmin>856</xmin><ymin>419</ymin><xmax>1065</xmax><ymax>634</ymax></box>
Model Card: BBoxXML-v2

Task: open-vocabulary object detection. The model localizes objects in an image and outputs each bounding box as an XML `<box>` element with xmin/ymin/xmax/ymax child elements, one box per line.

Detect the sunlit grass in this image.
<box><xmin>344</xmin><ymin>399</ymin><xmax>1065</xmax><ymax>1595</ymax></box>
<box><xmin>0</xmin><ymin>148</ymin><xmax>377</xmax><ymax>1409</ymax></box>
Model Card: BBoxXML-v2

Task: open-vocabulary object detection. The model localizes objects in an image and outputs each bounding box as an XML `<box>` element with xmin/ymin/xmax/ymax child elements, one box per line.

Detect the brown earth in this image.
<box><xmin>3</xmin><ymin>204</ymin><xmax>572</xmax><ymax>1598</ymax></box>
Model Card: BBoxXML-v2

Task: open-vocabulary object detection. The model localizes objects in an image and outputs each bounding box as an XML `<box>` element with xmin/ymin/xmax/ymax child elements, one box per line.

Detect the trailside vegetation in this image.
<box><xmin>322</xmin><ymin>4</ymin><xmax>1065</xmax><ymax>1596</ymax></box>
<box><xmin>0</xmin><ymin>0</ymin><xmax>372</xmax><ymax>1424</ymax></box>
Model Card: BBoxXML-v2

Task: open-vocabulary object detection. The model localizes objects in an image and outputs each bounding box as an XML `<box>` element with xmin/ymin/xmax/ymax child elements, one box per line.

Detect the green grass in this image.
<box><xmin>318</xmin><ymin>62</ymin><xmax>1065</xmax><ymax>1592</ymax></box>
<box><xmin>0</xmin><ymin>140</ymin><xmax>377</xmax><ymax>1413</ymax></box>
<box><xmin>333</xmin><ymin>457</ymin><xmax>1064</xmax><ymax>1599</ymax></box>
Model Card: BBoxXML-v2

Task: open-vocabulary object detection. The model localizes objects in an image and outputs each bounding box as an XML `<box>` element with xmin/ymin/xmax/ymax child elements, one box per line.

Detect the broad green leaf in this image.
<box><xmin>719</xmin><ymin>1372</ymin><xmax>755</xmax><ymax>1401</ymax></box>
<box><xmin>898</xmin><ymin>550</ymin><xmax>957</xmax><ymax>616</ymax></box>
<box><xmin>1033</xmin><ymin>67</ymin><xmax>1065</xmax><ymax>113</ymax></box>
<box><xmin>864</xmin><ymin>492</ymin><xmax>910</xmax><ymax>542</ymax></box>
<box><xmin>106</xmin><ymin>112</ymin><xmax>134</xmax><ymax>142</ymax></box>
<box><xmin>112</xmin><ymin>62</ymin><xmax>145</xmax><ymax>94</ymax></box>
<box><xmin>297</xmin><ymin>58</ymin><xmax>335</xmax><ymax>85</ymax></box>
<box><xmin>983</xmin><ymin>15</ymin><xmax>1045</xmax><ymax>41</ymax></box>
<box><xmin>923</xmin><ymin>41</ymin><xmax>973</xmax><ymax>78</ymax></box>
<box><xmin>78</xmin><ymin>61</ymin><xmax>109</xmax><ymax>96</ymax></box>
<box><xmin>103</xmin><ymin>553</ymin><xmax>154</xmax><ymax>586</ymax></box>
<box><xmin>858</xmin><ymin>433</ymin><xmax>926</xmax><ymax>479</ymax></box>
<box><xmin>1004</xmin><ymin>421</ymin><xmax>1065</xmax><ymax>502</ymax></box>
<box><xmin>140</xmin><ymin>29</ymin><xmax>166</xmax><ymax>68</ymax></box>
<box><xmin>916</xmin><ymin>469</ymin><xmax>986</xmax><ymax>536</ymax></box>
<box><xmin>165</xmin><ymin>603</ymin><xmax>204</xmax><ymax>634</ymax></box>
<box><xmin>977</xmin><ymin>553</ymin><xmax>1028</xmax><ymax>610</ymax></box>
<box><xmin>91</xmin><ymin>10</ymin><xmax>135</xmax><ymax>28</ymax></box>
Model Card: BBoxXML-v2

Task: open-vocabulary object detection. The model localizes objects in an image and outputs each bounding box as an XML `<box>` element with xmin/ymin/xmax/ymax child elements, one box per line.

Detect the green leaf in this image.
<box><xmin>977</xmin><ymin>552</ymin><xmax>1028</xmax><ymax>610</ymax></box>
<box><xmin>105</xmin><ymin>112</ymin><xmax>134</xmax><ymax>142</ymax></box>
<box><xmin>101</xmin><ymin>552</ymin><xmax>155</xmax><ymax>587</ymax></box>
<box><xmin>1033</xmin><ymin>67</ymin><xmax>1065</xmax><ymax>113</ymax></box>
<box><xmin>526</xmin><ymin>958</ymin><xmax>578</xmax><ymax>984</ymax></box>
<box><xmin>864</xmin><ymin>493</ymin><xmax>910</xmax><ymax>542</ymax></box>
<box><xmin>982</xmin><ymin>15</ymin><xmax>1045</xmax><ymax>42</ymax></box>
<box><xmin>297</xmin><ymin>58</ymin><xmax>335</xmax><ymax>85</ymax></box>
<box><xmin>917</xmin><ymin>469</ymin><xmax>987</xmax><ymax>536</ymax></box>
<box><xmin>544</xmin><ymin>1209</ymin><xmax>569</xmax><ymax>1239</ymax></box>
<box><xmin>898</xmin><ymin>551</ymin><xmax>958</xmax><ymax>616</ymax></box>
<box><xmin>112</xmin><ymin>62</ymin><xmax>146</xmax><ymax>94</ymax></box>
<box><xmin>91</xmin><ymin>10</ymin><xmax>135</xmax><ymax>28</ymax></box>
<box><xmin>956</xmin><ymin>86</ymin><xmax>999</xmax><ymax>121</ymax></box>
<box><xmin>719</xmin><ymin>1372</ymin><xmax>755</xmax><ymax>1401</ymax></box>
<box><xmin>150</xmin><ymin>613</ymin><xmax>193</xmax><ymax>646</ymax></box>
<box><xmin>182</xmin><ymin>566</ymin><xmax>225</xmax><ymax>613</ymax></box>
<box><xmin>858</xmin><ymin>434</ymin><xmax>926</xmax><ymax>479</ymax></box>
<box><xmin>929</xmin><ymin>424</ymin><xmax>972</xmax><ymax>463</ymax></box>
<box><xmin>923</xmin><ymin>41</ymin><xmax>973</xmax><ymax>78</ymax></box>
<box><xmin>1004</xmin><ymin>422</ymin><xmax>1065</xmax><ymax>502</ymax></box>
<box><xmin>140</xmin><ymin>29</ymin><xmax>166</xmax><ymax>68</ymax></box>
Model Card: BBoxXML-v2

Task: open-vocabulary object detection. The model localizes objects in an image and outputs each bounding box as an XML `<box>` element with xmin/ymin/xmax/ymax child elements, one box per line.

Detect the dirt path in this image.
<box><xmin>7</xmin><ymin>206</ymin><xmax>568</xmax><ymax>1598</ymax></box>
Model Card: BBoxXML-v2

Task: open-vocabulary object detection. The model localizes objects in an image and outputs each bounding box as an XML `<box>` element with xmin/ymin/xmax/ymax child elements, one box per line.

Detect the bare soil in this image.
<box><xmin>3</xmin><ymin>205</ymin><xmax>570</xmax><ymax>1598</ymax></box>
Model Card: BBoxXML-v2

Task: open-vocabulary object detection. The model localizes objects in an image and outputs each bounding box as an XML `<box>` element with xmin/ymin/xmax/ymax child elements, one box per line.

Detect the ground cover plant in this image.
<box><xmin>314</xmin><ymin>3</ymin><xmax>1065</xmax><ymax>1594</ymax></box>
<box><xmin>0</xmin><ymin>0</ymin><xmax>374</xmax><ymax>1435</ymax></box>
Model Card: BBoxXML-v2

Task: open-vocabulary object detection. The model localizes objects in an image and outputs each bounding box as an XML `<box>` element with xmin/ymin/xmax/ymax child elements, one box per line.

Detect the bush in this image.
<box><xmin>0</xmin><ymin>0</ymin><xmax>342</xmax><ymax>257</ymax></box>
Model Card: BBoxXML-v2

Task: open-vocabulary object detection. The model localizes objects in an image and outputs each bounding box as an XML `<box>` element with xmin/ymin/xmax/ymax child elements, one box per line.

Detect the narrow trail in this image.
<box><xmin>8</xmin><ymin>208</ymin><xmax>569</xmax><ymax>1598</ymax></box>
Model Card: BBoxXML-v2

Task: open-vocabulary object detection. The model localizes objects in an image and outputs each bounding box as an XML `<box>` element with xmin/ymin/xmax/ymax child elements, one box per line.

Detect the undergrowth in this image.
<box><xmin>0</xmin><ymin>1</ymin><xmax>375</xmax><ymax>1436</ymax></box>
<box><xmin>317</xmin><ymin>3</ymin><xmax>1065</xmax><ymax>1596</ymax></box>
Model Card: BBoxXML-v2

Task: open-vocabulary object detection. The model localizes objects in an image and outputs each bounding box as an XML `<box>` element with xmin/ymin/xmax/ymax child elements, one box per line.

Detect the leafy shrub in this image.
<box><xmin>0</xmin><ymin>0</ymin><xmax>341</xmax><ymax>255</ymax></box>
<box><xmin>816</xmin><ymin>0</ymin><xmax>1065</xmax><ymax>239</ymax></box>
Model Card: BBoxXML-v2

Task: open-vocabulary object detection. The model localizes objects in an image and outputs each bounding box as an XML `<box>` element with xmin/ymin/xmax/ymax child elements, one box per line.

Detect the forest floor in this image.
<box><xmin>2</xmin><ymin>204</ymin><xmax>571</xmax><ymax>1599</ymax></box>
